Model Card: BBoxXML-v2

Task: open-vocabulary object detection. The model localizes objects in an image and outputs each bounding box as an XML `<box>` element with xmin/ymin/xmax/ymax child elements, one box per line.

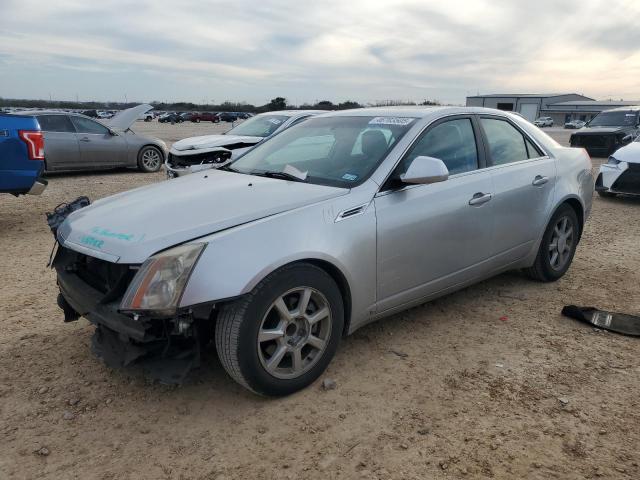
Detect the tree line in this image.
<box><xmin>1</xmin><ymin>96</ymin><xmax>441</xmax><ymax>112</ymax></box>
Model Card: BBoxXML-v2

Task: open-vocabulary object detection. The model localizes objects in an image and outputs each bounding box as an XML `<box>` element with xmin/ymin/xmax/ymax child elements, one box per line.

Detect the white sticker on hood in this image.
<box><xmin>368</xmin><ymin>117</ymin><xmax>415</xmax><ymax>126</ymax></box>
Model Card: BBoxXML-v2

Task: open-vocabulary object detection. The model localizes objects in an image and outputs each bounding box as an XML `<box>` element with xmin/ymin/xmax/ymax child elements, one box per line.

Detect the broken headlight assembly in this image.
<box><xmin>607</xmin><ymin>156</ymin><xmax>621</xmax><ymax>167</ymax></box>
<box><xmin>120</xmin><ymin>243</ymin><xmax>206</xmax><ymax>316</ymax></box>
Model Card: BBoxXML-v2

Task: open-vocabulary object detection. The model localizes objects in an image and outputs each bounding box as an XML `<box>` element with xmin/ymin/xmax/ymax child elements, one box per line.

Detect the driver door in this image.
<box><xmin>374</xmin><ymin>116</ymin><xmax>496</xmax><ymax>312</ymax></box>
<box><xmin>69</xmin><ymin>116</ymin><xmax>126</xmax><ymax>168</ymax></box>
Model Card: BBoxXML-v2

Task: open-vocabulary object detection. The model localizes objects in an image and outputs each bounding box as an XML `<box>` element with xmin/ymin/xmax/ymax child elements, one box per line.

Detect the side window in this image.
<box><xmin>525</xmin><ymin>138</ymin><xmax>542</xmax><ymax>159</ymax></box>
<box><xmin>403</xmin><ymin>118</ymin><xmax>478</xmax><ymax>175</ymax></box>
<box><xmin>70</xmin><ymin>116</ymin><xmax>109</xmax><ymax>135</ymax></box>
<box><xmin>480</xmin><ymin>118</ymin><xmax>530</xmax><ymax>165</ymax></box>
<box><xmin>37</xmin><ymin>115</ymin><xmax>75</xmax><ymax>133</ymax></box>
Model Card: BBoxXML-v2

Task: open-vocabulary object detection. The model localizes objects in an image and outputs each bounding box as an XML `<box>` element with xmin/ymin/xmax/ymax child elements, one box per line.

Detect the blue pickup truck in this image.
<box><xmin>0</xmin><ymin>113</ymin><xmax>47</xmax><ymax>195</ymax></box>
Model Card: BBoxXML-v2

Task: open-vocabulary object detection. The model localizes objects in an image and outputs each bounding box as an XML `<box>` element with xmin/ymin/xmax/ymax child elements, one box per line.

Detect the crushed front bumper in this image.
<box><xmin>54</xmin><ymin>246</ymin><xmax>204</xmax><ymax>383</ymax></box>
<box><xmin>596</xmin><ymin>162</ymin><xmax>640</xmax><ymax>196</ymax></box>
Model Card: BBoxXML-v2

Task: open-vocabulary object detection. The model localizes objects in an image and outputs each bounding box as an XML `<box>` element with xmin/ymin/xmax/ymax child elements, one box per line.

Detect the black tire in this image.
<box><xmin>137</xmin><ymin>146</ymin><xmax>163</xmax><ymax>173</ymax></box>
<box><xmin>597</xmin><ymin>190</ymin><xmax>616</xmax><ymax>198</ymax></box>
<box><xmin>195</xmin><ymin>118</ymin><xmax>200</xmax><ymax>123</ymax></box>
<box><xmin>525</xmin><ymin>204</ymin><xmax>580</xmax><ymax>282</ymax></box>
<box><xmin>215</xmin><ymin>263</ymin><xmax>344</xmax><ymax>396</ymax></box>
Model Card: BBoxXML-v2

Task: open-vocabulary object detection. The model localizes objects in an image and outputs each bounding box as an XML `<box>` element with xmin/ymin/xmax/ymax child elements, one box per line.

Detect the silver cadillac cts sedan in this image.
<box><xmin>54</xmin><ymin>107</ymin><xmax>594</xmax><ymax>395</ymax></box>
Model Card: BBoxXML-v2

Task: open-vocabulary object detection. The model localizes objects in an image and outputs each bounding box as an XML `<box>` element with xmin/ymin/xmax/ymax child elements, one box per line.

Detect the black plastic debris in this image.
<box><xmin>46</xmin><ymin>196</ymin><xmax>91</xmax><ymax>236</ymax></box>
<box><xmin>562</xmin><ymin>305</ymin><xmax>640</xmax><ymax>337</ymax></box>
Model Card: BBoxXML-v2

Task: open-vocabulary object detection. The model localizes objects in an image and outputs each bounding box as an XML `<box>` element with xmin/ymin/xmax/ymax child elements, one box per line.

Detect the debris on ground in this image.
<box><xmin>321</xmin><ymin>378</ymin><xmax>337</xmax><ymax>390</ymax></box>
<box><xmin>562</xmin><ymin>305</ymin><xmax>640</xmax><ymax>336</ymax></box>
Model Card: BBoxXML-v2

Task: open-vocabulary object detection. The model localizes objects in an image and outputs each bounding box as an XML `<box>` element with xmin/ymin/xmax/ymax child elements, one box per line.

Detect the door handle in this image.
<box><xmin>468</xmin><ymin>192</ymin><xmax>493</xmax><ymax>206</ymax></box>
<box><xmin>79</xmin><ymin>137</ymin><xmax>90</xmax><ymax>142</ymax></box>
<box><xmin>532</xmin><ymin>175</ymin><xmax>549</xmax><ymax>186</ymax></box>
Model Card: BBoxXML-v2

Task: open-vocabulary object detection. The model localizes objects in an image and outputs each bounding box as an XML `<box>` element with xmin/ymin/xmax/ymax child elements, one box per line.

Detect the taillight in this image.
<box><xmin>18</xmin><ymin>130</ymin><xmax>45</xmax><ymax>160</ymax></box>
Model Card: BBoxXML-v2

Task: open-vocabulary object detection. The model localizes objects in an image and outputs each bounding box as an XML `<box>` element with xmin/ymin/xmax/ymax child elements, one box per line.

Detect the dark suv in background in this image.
<box><xmin>570</xmin><ymin>106</ymin><xmax>640</xmax><ymax>157</ymax></box>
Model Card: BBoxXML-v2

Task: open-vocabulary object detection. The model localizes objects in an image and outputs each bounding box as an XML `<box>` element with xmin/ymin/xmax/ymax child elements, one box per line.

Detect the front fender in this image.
<box><xmin>179</xmin><ymin>193</ymin><xmax>378</xmax><ymax>329</ymax></box>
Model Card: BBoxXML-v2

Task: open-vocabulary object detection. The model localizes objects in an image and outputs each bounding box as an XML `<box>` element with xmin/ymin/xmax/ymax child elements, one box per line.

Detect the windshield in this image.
<box><xmin>229</xmin><ymin>115</ymin><xmax>416</xmax><ymax>187</ymax></box>
<box><xmin>589</xmin><ymin>111</ymin><xmax>638</xmax><ymax>127</ymax></box>
<box><xmin>226</xmin><ymin>114</ymin><xmax>289</xmax><ymax>137</ymax></box>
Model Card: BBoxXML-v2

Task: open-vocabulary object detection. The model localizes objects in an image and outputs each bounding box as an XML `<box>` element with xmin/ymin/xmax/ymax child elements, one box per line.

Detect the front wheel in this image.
<box><xmin>137</xmin><ymin>146</ymin><xmax>163</xmax><ymax>172</ymax></box>
<box><xmin>525</xmin><ymin>204</ymin><xmax>580</xmax><ymax>282</ymax></box>
<box><xmin>215</xmin><ymin>263</ymin><xmax>344</xmax><ymax>396</ymax></box>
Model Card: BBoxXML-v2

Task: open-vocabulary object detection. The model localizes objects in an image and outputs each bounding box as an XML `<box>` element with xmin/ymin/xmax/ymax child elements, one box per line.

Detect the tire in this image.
<box><xmin>215</xmin><ymin>263</ymin><xmax>344</xmax><ymax>396</ymax></box>
<box><xmin>597</xmin><ymin>190</ymin><xmax>616</xmax><ymax>198</ymax></box>
<box><xmin>137</xmin><ymin>146</ymin><xmax>163</xmax><ymax>173</ymax></box>
<box><xmin>525</xmin><ymin>204</ymin><xmax>580</xmax><ymax>282</ymax></box>
<box><xmin>195</xmin><ymin>118</ymin><xmax>200</xmax><ymax>123</ymax></box>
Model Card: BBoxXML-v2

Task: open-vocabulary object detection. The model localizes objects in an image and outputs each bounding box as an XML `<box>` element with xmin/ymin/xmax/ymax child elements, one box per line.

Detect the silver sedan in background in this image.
<box><xmin>32</xmin><ymin>105</ymin><xmax>167</xmax><ymax>173</ymax></box>
<box><xmin>54</xmin><ymin>107</ymin><xmax>593</xmax><ymax>396</ymax></box>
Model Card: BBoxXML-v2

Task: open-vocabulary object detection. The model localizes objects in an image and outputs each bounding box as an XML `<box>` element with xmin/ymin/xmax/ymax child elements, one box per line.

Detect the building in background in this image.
<box><xmin>540</xmin><ymin>100</ymin><xmax>640</xmax><ymax>125</ymax></box>
<box><xmin>466</xmin><ymin>94</ymin><xmax>640</xmax><ymax>125</ymax></box>
<box><xmin>466</xmin><ymin>93</ymin><xmax>593</xmax><ymax>122</ymax></box>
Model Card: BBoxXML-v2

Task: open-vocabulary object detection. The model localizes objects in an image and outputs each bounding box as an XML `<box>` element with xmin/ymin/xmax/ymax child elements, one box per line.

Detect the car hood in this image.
<box><xmin>612</xmin><ymin>141</ymin><xmax>640</xmax><ymax>163</ymax></box>
<box><xmin>171</xmin><ymin>134</ymin><xmax>263</xmax><ymax>153</ymax></box>
<box><xmin>105</xmin><ymin>104</ymin><xmax>153</xmax><ymax>130</ymax></box>
<box><xmin>58</xmin><ymin>170</ymin><xmax>347</xmax><ymax>264</ymax></box>
<box><xmin>573</xmin><ymin>126</ymin><xmax>629</xmax><ymax>135</ymax></box>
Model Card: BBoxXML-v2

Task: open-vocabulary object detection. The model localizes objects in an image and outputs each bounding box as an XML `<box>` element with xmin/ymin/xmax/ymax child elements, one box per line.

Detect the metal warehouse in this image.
<box><xmin>466</xmin><ymin>93</ymin><xmax>640</xmax><ymax>125</ymax></box>
<box><xmin>465</xmin><ymin>93</ymin><xmax>593</xmax><ymax>122</ymax></box>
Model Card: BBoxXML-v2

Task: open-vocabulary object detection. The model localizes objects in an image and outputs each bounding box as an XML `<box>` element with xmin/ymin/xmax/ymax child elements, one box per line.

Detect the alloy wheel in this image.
<box><xmin>548</xmin><ymin>215</ymin><xmax>574</xmax><ymax>271</ymax></box>
<box><xmin>257</xmin><ymin>287</ymin><xmax>332</xmax><ymax>379</ymax></box>
<box><xmin>141</xmin><ymin>148</ymin><xmax>161</xmax><ymax>170</ymax></box>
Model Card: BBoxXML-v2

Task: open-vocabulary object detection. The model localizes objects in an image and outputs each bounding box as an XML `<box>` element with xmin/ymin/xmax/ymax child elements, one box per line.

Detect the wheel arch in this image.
<box><xmin>557</xmin><ymin>196</ymin><xmax>585</xmax><ymax>240</ymax></box>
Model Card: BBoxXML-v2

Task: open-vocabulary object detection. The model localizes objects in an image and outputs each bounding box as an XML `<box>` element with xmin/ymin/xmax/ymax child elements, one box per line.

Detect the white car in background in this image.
<box><xmin>596</xmin><ymin>138</ymin><xmax>640</xmax><ymax>197</ymax></box>
<box><xmin>534</xmin><ymin>117</ymin><xmax>554</xmax><ymax>127</ymax></box>
<box><xmin>164</xmin><ymin>110</ymin><xmax>323</xmax><ymax>178</ymax></box>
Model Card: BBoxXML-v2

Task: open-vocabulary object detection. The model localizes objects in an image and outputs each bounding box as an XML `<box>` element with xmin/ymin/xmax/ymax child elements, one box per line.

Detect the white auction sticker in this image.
<box><xmin>268</xmin><ymin>118</ymin><xmax>283</xmax><ymax>125</ymax></box>
<box><xmin>368</xmin><ymin>117</ymin><xmax>415</xmax><ymax>126</ymax></box>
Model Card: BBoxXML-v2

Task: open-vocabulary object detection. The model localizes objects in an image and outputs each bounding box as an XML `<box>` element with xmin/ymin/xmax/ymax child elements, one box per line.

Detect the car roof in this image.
<box><xmin>599</xmin><ymin>106</ymin><xmax>640</xmax><ymax>112</ymax></box>
<box><xmin>312</xmin><ymin>106</ymin><xmax>524</xmax><ymax>119</ymax></box>
<box><xmin>257</xmin><ymin>110</ymin><xmax>326</xmax><ymax>118</ymax></box>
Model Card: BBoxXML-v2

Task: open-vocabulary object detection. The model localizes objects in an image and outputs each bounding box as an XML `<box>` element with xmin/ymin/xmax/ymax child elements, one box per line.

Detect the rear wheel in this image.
<box><xmin>215</xmin><ymin>263</ymin><xmax>344</xmax><ymax>396</ymax></box>
<box><xmin>137</xmin><ymin>146</ymin><xmax>163</xmax><ymax>172</ymax></box>
<box><xmin>525</xmin><ymin>204</ymin><xmax>579</xmax><ymax>282</ymax></box>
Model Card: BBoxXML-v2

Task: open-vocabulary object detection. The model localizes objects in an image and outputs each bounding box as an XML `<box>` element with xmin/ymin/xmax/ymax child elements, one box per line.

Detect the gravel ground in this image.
<box><xmin>1</xmin><ymin>121</ymin><xmax>639</xmax><ymax>480</ymax></box>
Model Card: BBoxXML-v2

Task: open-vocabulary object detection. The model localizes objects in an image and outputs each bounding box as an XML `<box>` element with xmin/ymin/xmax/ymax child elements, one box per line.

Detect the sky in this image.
<box><xmin>1</xmin><ymin>0</ymin><xmax>640</xmax><ymax>106</ymax></box>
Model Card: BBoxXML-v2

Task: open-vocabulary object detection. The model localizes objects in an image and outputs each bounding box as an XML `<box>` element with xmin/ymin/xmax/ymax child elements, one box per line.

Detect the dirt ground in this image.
<box><xmin>1</xmin><ymin>122</ymin><xmax>639</xmax><ymax>480</ymax></box>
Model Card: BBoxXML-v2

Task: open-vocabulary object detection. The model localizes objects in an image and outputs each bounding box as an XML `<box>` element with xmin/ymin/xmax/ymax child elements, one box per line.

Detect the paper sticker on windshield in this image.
<box><xmin>368</xmin><ymin>117</ymin><xmax>415</xmax><ymax>126</ymax></box>
<box><xmin>342</xmin><ymin>173</ymin><xmax>358</xmax><ymax>181</ymax></box>
<box><xmin>268</xmin><ymin>118</ymin><xmax>283</xmax><ymax>125</ymax></box>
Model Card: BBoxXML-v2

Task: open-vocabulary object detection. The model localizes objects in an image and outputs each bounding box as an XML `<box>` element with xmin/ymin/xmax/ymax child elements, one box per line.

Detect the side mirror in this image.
<box><xmin>400</xmin><ymin>156</ymin><xmax>449</xmax><ymax>185</ymax></box>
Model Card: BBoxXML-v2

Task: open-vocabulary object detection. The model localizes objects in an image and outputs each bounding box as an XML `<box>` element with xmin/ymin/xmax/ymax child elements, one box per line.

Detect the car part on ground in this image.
<box><xmin>570</xmin><ymin>106</ymin><xmax>640</xmax><ymax>157</ymax></box>
<box><xmin>562</xmin><ymin>305</ymin><xmax>640</xmax><ymax>337</ymax></box>
<box><xmin>595</xmin><ymin>139</ymin><xmax>640</xmax><ymax>197</ymax></box>
<box><xmin>31</xmin><ymin>105</ymin><xmax>167</xmax><ymax>173</ymax></box>
<box><xmin>164</xmin><ymin>110</ymin><xmax>323</xmax><ymax>178</ymax></box>
<box><xmin>53</xmin><ymin>106</ymin><xmax>594</xmax><ymax>394</ymax></box>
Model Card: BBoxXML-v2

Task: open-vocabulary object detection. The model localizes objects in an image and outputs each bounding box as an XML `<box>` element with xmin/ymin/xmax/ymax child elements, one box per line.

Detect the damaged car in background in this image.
<box><xmin>164</xmin><ymin>110</ymin><xmax>322</xmax><ymax>178</ymax></box>
<box><xmin>51</xmin><ymin>107</ymin><xmax>593</xmax><ymax>396</ymax></box>
<box><xmin>596</xmin><ymin>136</ymin><xmax>640</xmax><ymax>197</ymax></box>
<box><xmin>570</xmin><ymin>107</ymin><xmax>640</xmax><ymax>157</ymax></box>
<box><xmin>24</xmin><ymin>104</ymin><xmax>167</xmax><ymax>173</ymax></box>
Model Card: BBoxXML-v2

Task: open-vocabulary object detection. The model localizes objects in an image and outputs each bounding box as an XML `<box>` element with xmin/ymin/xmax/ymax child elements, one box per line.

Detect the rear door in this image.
<box><xmin>478</xmin><ymin>116</ymin><xmax>556</xmax><ymax>263</ymax></box>
<box><xmin>36</xmin><ymin>115</ymin><xmax>80</xmax><ymax>171</ymax></box>
<box><xmin>70</xmin><ymin>116</ymin><xmax>126</xmax><ymax>168</ymax></box>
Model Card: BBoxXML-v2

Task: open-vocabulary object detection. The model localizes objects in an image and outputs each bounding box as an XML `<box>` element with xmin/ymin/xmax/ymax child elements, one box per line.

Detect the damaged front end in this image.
<box><xmin>54</xmin><ymin>244</ymin><xmax>213</xmax><ymax>384</ymax></box>
<box><xmin>164</xmin><ymin>148</ymin><xmax>232</xmax><ymax>179</ymax></box>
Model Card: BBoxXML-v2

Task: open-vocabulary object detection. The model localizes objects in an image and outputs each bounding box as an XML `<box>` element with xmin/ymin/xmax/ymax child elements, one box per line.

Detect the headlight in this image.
<box><xmin>607</xmin><ymin>156</ymin><xmax>621</xmax><ymax>166</ymax></box>
<box><xmin>120</xmin><ymin>243</ymin><xmax>206</xmax><ymax>316</ymax></box>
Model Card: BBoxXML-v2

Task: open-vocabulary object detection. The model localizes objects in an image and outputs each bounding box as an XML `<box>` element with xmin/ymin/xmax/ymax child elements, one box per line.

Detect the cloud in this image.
<box><xmin>0</xmin><ymin>0</ymin><xmax>639</xmax><ymax>104</ymax></box>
